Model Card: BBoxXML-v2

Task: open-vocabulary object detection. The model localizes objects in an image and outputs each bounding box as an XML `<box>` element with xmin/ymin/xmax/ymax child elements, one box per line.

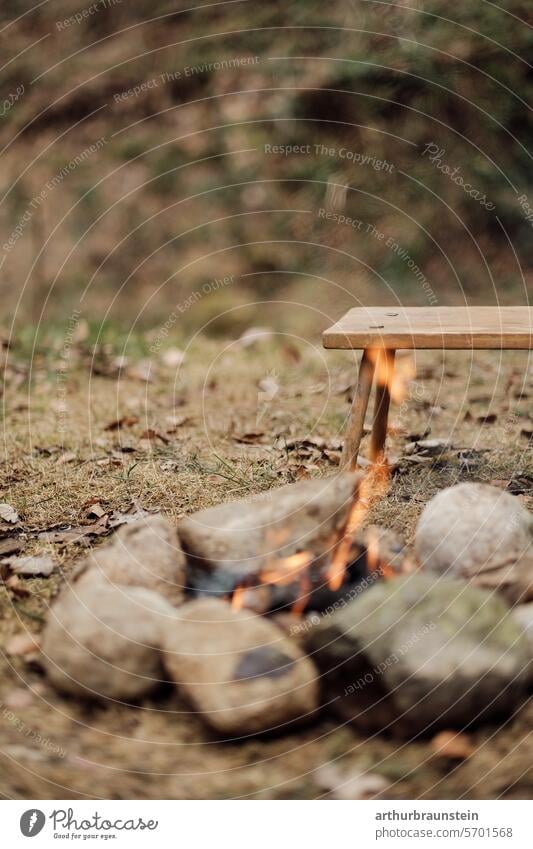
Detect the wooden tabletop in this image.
<box><xmin>323</xmin><ymin>306</ymin><xmax>533</xmax><ymax>350</ymax></box>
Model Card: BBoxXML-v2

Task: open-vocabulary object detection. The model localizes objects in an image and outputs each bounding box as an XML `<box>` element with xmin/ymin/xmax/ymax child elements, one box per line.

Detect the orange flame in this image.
<box><xmin>366</xmin><ymin>526</ymin><xmax>396</xmax><ymax>580</ymax></box>
<box><xmin>263</xmin><ymin>552</ymin><xmax>314</xmax><ymax>615</ymax></box>
<box><xmin>261</xmin><ymin>551</ymin><xmax>313</xmax><ymax>586</ymax></box>
<box><xmin>327</xmin><ymin>462</ymin><xmax>391</xmax><ymax>591</ymax></box>
<box><xmin>231</xmin><ymin>586</ymin><xmax>246</xmax><ymax>611</ymax></box>
<box><xmin>231</xmin><ymin>349</ymin><xmax>415</xmax><ymax>608</ymax></box>
<box><xmin>366</xmin><ymin>526</ymin><xmax>380</xmax><ymax>573</ymax></box>
<box><xmin>367</xmin><ymin>347</ymin><xmax>415</xmax><ymax>404</ymax></box>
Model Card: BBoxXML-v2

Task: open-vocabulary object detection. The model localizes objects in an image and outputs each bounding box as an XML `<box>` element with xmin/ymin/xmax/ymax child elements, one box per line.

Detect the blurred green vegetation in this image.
<box><xmin>0</xmin><ymin>0</ymin><xmax>531</xmax><ymax>339</ymax></box>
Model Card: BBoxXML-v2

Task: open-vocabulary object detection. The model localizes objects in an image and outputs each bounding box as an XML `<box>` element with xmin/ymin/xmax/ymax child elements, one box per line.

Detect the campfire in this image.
<box><xmin>229</xmin><ymin>347</ymin><xmax>415</xmax><ymax>616</ymax></box>
<box><xmin>38</xmin><ymin>342</ymin><xmax>532</xmax><ymax>743</ymax></box>
<box><xmin>228</xmin><ymin>466</ymin><xmax>404</xmax><ymax>616</ymax></box>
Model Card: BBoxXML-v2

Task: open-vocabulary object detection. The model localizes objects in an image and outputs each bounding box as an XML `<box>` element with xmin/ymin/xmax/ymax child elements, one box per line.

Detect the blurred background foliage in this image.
<box><xmin>0</xmin><ymin>0</ymin><xmax>531</xmax><ymax>339</ymax></box>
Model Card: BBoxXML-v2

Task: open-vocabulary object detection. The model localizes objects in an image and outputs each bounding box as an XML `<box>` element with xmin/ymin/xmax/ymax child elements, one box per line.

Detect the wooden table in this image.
<box><xmin>323</xmin><ymin>306</ymin><xmax>533</xmax><ymax>470</ymax></box>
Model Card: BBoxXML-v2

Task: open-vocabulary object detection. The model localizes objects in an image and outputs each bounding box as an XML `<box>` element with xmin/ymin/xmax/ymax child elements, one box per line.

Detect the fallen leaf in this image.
<box><xmin>139</xmin><ymin>428</ymin><xmax>170</xmax><ymax>444</ymax></box>
<box><xmin>431</xmin><ymin>731</ymin><xmax>475</xmax><ymax>760</ymax></box>
<box><xmin>281</xmin><ymin>342</ymin><xmax>301</xmax><ymax>364</ymax></box>
<box><xmin>505</xmin><ymin>475</ymin><xmax>533</xmax><ymax>496</ymax></box>
<box><xmin>290</xmin><ymin>465</ymin><xmax>311</xmax><ymax>480</ymax></box>
<box><xmin>56</xmin><ymin>451</ymin><xmax>77</xmax><ymax>465</ymax></box>
<box><xmin>404</xmin><ymin>438</ymin><xmax>452</xmax><ymax>457</ymax></box>
<box><xmin>283</xmin><ymin>436</ymin><xmax>343</xmax><ymax>452</ymax></box>
<box><xmin>6</xmin><ymin>554</ymin><xmax>55</xmax><ymax>577</ymax></box>
<box><xmin>38</xmin><ymin>518</ymin><xmax>109</xmax><ymax>545</ymax></box>
<box><xmin>0</xmin><ymin>503</ymin><xmax>19</xmax><ymax>524</ymax></box>
<box><xmin>233</xmin><ymin>432</ymin><xmax>266</xmax><ymax>444</ymax></box>
<box><xmin>5</xmin><ymin>574</ymin><xmax>31</xmax><ymax>597</ymax></box>
<box><xmin>165</xmin><ymin>414</ymin><xmax>192</xmax><ymax>431</ymax></box>
<box><xmin>83</xmin><ymin>501</ymin><xmax>107</xmax><ymax>519</ymax></box>
<box><xmin>108</xmin><ymin>508</ymin><xmax>156</xmax><ymax>528</ymax></box>
<box><xmin>104</xmin><ymin>416</ymin><xmax>139</xmax><ymax>431</ymax></box>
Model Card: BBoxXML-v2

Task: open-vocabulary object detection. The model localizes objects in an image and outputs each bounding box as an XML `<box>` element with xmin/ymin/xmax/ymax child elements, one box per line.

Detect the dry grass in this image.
<box><xmin>0</xmin><ymin>333</ymin><xmax>531</xmax><ymax>799</ymax></box>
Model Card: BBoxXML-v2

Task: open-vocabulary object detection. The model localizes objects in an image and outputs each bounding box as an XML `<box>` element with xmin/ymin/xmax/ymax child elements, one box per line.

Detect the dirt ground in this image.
<box><xmin>0</xmin><ymin>333</ymin><xmax>531</xmax><ymax>799</ymax></box>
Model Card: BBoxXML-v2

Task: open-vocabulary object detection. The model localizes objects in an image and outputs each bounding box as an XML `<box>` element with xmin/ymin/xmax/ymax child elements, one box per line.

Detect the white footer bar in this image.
<box><xmin>2</xmin><ymin>799</ymin><xmax>530</xmax><ymax>848</ymax></box>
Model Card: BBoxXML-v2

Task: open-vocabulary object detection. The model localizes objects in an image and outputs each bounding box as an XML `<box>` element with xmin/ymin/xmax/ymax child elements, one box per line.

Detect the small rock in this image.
<box><xmin>6</xmin><ymin>632</ymin><xmax>41</xmax><ymax>657</ymax></box>
<box><xmin>0</xmin><ymin>503</ymin><xmax>19</xmax><ymax>524</ymax></box>
<box><xmin>6</xmin><ymin>554</ymin><xmax>55</xmax><ymax>577</ymax></box>
<box><xmin>4</xmin><ymin>688</ymin><xmax>34</xmax><ymax>710</ymax></box>
<box><xmin>179</xmin><ymin>473</ymin><xmax>360</xmax><ymax>595</ymax></box>
<box><xmin>162</xmin><ymin>598</ymin><xmax>319</xmax><ymax>735</ymax></box>
<box><xmin>160</xmin><ymin>347</ymin><xmax>185</xmax><ymax>367</ymax></box>
<box><xmin>305</xmin><ymin>574</ymin><xmax>529</xmax><ymax>736</ymax></box>
<box><xmin>41</xmin><ymin>582</ymin><xmax>176</xmax><ymax>700</ymax></box>
<box><xmin>430</xmin><ymin>730</ymin><xmax>475</xmax><ymax>760</ymax></box>
<box><xmin>314</xmin><ymin>763</ymin><xmax>389</xmax><ymax>799</ymax></box>
<box><xmin>79</xmin><ymin>514</ymin><xmax>186</xmax><ymax>607</ymax></box>
<box><xmin>0</xmin><ymin>537</ymin><xmax>24</xmax><ymax>556</ymax></box>
<box><xmin>127</xmin><ymin>359</ymin><xmax>153</xmax><ymax>382</ymax></box>
<box><xmin>415</xmin><ymin>483</ymin><xmax>533</xmax><ymax>603</ymax></box>
<box><xmin>238</xmin><ymin>326</ymin><xmax>274</xmax><ymax>347</ymax></box>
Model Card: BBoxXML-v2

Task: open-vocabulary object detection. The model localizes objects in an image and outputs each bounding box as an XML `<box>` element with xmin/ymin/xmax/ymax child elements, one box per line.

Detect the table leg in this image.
<box><xmin>370</xmin><ymin>348</ymin><xmax>396</xmax><ymax>464</ymax></box>
<box><xmin>340</xmin><ymin>348</ymin><xmax>375</xmax><ymax>471</ymax></box>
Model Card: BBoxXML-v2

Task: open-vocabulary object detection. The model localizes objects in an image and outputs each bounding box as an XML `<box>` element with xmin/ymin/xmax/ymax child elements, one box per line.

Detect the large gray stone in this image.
<box><xmin>162</xmin><ymin>598</ymin><xmax>319</xmax><ymax>735</ymax></box>
<box><xmin>42</xmin><ymin>581</ymin><xmax>176</xmax><ymax>700</ymax></box>
<box><xmin>305</xmin><ymin>574</ymin><xmax>529</xmax><ymax>736</ymax></box>
<box><xmin>79</xmin><ymin>514</ymin><xmax>186</xmax><ymax>607</ymax></box>
<box><xmin>512</xmin><ymin>603</ymin><xmax>533</xmax><ymax>686</ymax></box>
<box><xmin>178</xmin><ymin>473</ymin><xmax>360</xmax><ymax>595</ymax></box>
<box><xmin>415</xmin><ymin>483</ymin><xmax>533</xmax><ymax>603</ymax></box>
<box><xmin>513</xmin><ymin>603</ymin><xmax>533</xmax><ymax>651</ymax></box>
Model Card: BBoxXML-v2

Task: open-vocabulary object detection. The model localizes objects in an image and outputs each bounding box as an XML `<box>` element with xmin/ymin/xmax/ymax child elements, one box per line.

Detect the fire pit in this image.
<box><xmin>179</xmin><ymin>465</ymin><xmax>411</xmax><ymax>615</ymax></box>
<box><xmin>38</xmin><ymin>318</ymin><xmax>532</xmax><ymax>741</ymax></box>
